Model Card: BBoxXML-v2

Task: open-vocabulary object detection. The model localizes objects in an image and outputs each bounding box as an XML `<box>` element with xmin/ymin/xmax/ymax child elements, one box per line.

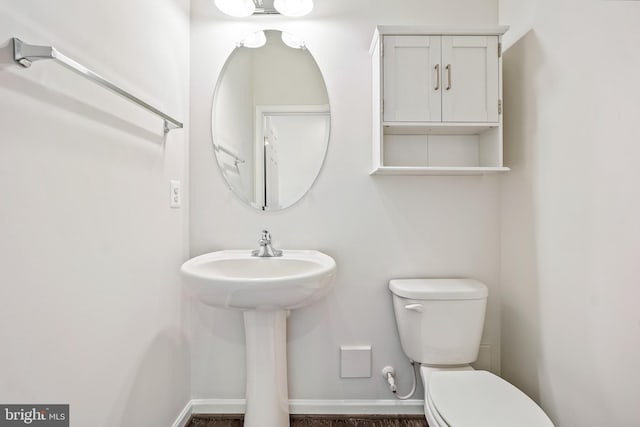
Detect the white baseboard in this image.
<box><xmin>290</xmin><ymin>399</ymin><xmax>424</xmax><ymax>415</ymax></box>
<box><xmin>172</xmin><ymin>398</ymin><xmax>424</xmax><ymax>426</ymax></box>
<box><xmin>191</xmin><ymin>399</ymin><xmax>246</xmax><ymax>415</ymax></box>
<box><xmin>171</xmin><ymin>401</ymin><xmax>193</xmax><ymax>427</ymax></box>
<box><xmin>190</xmin><ymin>398</ymin><xmax>424</xmax><ymax>415</ymax></box>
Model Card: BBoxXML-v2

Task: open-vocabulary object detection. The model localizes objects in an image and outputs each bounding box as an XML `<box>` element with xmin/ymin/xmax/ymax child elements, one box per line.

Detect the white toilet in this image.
<box><xmin>389</xmin><ymin>278</ymin><xmax>554</xmax><ymax>427</ymax></box>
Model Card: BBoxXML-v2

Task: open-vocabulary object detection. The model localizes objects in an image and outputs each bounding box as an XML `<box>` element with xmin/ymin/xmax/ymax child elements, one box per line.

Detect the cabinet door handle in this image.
<box><xmin>446</xmin><ymin>64</ymin><xmax>452</xmax><ymax>90</ymax></box>
<box><xmin>434</xmin><ymin>64</ymin><xmax>440</xmax><ymax>91</ymax></box>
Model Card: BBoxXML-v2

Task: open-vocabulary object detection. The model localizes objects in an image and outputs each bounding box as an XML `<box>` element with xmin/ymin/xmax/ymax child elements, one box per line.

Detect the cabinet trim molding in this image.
<box><xmin>370</xmin><ymin>26</ymin><xmax>509</xmax><ymax>54</ymax></box>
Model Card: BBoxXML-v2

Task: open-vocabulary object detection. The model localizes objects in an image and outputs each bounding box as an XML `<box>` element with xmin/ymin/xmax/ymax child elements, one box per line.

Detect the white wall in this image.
<box><xmin>0</xmin><ymin>1</ymin><xmax>191</xmax><ymax>425</ymax></box>
<box><xmin>500</xmin><ymin>0</ymin><xmax>640</xmax><ymax>426</ymax></box>
<box><xmin>190</xmin><ymin>0</ymin><xmax>501</xmax><ymax>401</ymax></box>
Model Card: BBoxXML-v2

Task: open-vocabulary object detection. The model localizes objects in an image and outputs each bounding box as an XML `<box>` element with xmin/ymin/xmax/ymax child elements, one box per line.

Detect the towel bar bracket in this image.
<box><xmin>13</xmin><ymin>38</ymin><xmax>54</xmax><ymax>68</ymax></box>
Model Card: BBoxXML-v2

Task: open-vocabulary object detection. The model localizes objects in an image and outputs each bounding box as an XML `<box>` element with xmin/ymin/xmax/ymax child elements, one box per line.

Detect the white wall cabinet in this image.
<box><xmin>371</xmin><ymin>26</ymin><xmax>509</xmax><ymax>175</ymax></box>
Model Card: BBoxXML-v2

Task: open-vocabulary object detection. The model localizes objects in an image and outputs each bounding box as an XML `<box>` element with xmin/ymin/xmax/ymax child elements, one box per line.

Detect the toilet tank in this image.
<box><xmin>389</xmin><ymin>279</ymin><xmax>488</xmax><ymax>365</ymax></box>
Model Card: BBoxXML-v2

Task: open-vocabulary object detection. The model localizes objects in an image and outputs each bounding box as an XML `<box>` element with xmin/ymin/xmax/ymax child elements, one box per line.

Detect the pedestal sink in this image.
<box><xmin>180</xmin><ymin>249</ymin><xmax>337</xmax><ymax>427</ymax></box>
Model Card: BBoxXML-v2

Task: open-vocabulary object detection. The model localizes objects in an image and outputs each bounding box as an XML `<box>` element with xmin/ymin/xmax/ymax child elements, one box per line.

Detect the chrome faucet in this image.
<box><xmin>251</xmin><ymin>230</ymin><xmax>283</xmax><ymax>257</ymax></box>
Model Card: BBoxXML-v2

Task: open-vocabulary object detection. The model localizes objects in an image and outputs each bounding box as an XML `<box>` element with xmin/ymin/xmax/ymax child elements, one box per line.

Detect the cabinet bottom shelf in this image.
<box><xmin>370</xmin><ymin>166</ymin><xmax>510</xmax><ymax>175</ymax></box>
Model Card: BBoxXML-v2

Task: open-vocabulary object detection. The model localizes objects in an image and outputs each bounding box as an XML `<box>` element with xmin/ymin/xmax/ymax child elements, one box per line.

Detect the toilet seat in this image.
<box><xmin>427</xmin><ymin>370</ymin><xmax>554</xmax><ymax>427</ymax></box>
<box><xmin>426</xmin><ymin>388</ymin><xmax>451</xmax><ymax>427</ymax></box>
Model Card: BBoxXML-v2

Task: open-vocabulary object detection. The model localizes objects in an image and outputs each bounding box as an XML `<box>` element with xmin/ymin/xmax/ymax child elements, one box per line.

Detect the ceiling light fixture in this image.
<box><xmin>215</xmin><ymin>0</ymin><xmax>314</xmax><ymax>17</ymax></box>
<box><xmin>214</xmin><ymin>0</ymin><xmax>255</xmax><ymax>17</ymax></box>
<box><xmin>273</xmin><ymin>0</ymin><xmax>314</xmax><ymax>17</ymax></box>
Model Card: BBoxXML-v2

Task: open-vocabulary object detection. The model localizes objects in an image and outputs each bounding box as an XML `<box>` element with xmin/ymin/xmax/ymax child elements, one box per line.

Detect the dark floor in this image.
<box><xmin>187</xmin><ymin>414</ymin><xmax>427</xmax><ymax>427</ymax></box>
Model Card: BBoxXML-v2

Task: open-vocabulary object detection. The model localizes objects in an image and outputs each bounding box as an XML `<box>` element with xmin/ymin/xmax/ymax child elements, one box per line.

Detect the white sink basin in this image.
<box><xmin>180</xmin><ymin>249</ymin><xmax>336</xmax><ymax>310</ymax></box>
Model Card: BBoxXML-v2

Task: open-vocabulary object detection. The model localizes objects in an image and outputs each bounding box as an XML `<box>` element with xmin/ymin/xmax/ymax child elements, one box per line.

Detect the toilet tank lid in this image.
<box><xmin>389</xmin><ymin>278</ymin><xmax>488</xmax><ymax>300</ymax></box>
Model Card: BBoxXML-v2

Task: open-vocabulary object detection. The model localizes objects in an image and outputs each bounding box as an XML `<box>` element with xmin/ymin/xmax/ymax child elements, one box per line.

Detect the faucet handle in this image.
<box><xmin>259</xmin><ymin>230</ymin><xmax>271</xmax><ymax>245</ymax></box>
<box><xmin>252</xmin><ymin>229</ymin><xmax>282</xmax><ymax>257</ymax></box>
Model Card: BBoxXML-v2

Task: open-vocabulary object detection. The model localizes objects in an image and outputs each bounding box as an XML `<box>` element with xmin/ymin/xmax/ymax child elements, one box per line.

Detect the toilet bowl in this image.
<box><xmin>389</xmin><ymin>279</ymin><xmax>554</xmax><ymax>427</ymax></box>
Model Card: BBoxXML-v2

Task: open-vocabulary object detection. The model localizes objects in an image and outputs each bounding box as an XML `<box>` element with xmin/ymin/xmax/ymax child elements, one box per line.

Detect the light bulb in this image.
<box><xmin>214</xmin><ymin>0</ymin><xmax>256</xmax><ymax>17</ymax></box>
<box><xmin>239</xmin><ymin>31</ymin><xmax>266</xmax><ymax>48</ymax></box>
<box><xmin>273</xmin><ymin>0</ymin><xmax>314</xmax><ymax>17</ymax></box>
<box><xmin>281</xmin><ymin>32</ymin><xmax>306</xmax><ymax>49</ymax></box>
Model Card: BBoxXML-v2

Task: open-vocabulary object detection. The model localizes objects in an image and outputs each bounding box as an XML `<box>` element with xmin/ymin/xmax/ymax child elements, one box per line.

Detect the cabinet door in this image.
<box><xmin>441</xmin><ymin>35</ymin><xmax>499</xmax><ymax>122</ymax></box>
<box><xmin>383</xmin><ymin>35</ymin><xmax>441</xmax><ymax>122</ymax></box>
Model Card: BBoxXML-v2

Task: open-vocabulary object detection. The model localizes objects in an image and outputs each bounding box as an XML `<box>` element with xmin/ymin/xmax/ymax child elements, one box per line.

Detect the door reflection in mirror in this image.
<box><xmin>257</xmin><ymin>107</ymin><xmax>330</xmax><ymax>210</ymax></box>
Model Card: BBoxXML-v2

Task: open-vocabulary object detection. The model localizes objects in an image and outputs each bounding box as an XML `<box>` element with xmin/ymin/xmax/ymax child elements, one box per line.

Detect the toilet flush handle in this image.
<box><xmin>404</xmin><ymin>303</ymin><xmax>424</xmax><ymax>313</ymax></box>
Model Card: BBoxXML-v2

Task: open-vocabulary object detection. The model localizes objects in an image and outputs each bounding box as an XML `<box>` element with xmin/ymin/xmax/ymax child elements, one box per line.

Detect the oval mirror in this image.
<box><xmin>212</xmin><ymin>30</ymin><xmax>330</xmax><ymax>211</ymax></box>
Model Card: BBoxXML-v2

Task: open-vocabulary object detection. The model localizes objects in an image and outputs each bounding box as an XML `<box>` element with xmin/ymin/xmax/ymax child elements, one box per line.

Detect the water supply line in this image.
<box><xmin>381</xmin><ymin>360</ymin><xmax>418</xmax><ymax>400</ymax></box>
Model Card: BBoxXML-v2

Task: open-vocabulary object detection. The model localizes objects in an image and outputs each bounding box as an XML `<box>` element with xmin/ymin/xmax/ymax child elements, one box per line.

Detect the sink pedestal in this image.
<box><xmin>243</xmin><ymin>310</ymin><xmax>289</xmax><ymax>427</ymax></box>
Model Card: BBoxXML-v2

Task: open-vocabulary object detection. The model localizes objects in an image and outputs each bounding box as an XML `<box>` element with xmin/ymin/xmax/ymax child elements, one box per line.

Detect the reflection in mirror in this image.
<box><xmin>212</xmin><ymin>30</ymin><xmax>330</xmax><ymax>211</ymax></box>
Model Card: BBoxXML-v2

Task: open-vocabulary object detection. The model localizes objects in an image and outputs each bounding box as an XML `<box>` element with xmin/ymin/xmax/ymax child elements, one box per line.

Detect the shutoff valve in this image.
<box><xmin>382</xmin><ymin>366</ymin><xmax>397</xmax><ymax>393</ymax></box>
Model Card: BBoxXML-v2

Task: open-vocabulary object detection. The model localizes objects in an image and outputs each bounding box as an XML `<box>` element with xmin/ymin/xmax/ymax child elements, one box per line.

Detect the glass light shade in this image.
<box><xmin>239</xmin><ymin>31</ymin><xmax>267</xmax><ymax>48</ymax></box>
<box><xmin>273</xmin><ymin>0</ymin><xmax>314</xmax><ymax>17</ymax></box>
<box><xmin>281</xmin><ymin>32</ymin><xmax>306</xmax><ymax>49</ymax></box>
<box><xmin>214</xmin><ymin>0</ymin><xmax>256</xmax><ymax>17</ymax></box>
